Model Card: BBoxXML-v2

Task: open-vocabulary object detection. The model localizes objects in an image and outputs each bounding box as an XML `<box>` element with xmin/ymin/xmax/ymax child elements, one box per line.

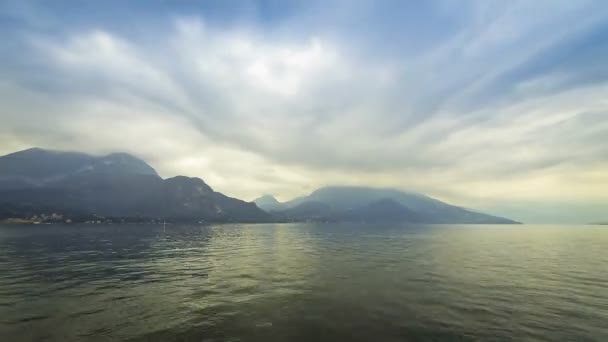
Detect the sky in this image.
<box><xmin>0</xmin><ymin>0</ymin><xmax>607</xmax><ymax>223</ymax></box>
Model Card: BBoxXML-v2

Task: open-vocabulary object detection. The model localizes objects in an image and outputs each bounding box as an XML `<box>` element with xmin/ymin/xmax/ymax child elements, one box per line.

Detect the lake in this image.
<box><xmin>1</xmin><ymin>223</ymin><xmax>607</xmax><ymax>341</ymax></box>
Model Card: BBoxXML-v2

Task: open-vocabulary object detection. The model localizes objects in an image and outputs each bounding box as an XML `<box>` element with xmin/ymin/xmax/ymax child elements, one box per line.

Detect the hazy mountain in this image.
<box><xmin>0</xmin><ymin>148</ymin><xmax>268</xmax><ymax>222</ymax></box>
<box><xmin>253</xmin><ymin>195</ymin><xmax>286</xmax><ymax>212</ymax></box>
<box><xmin>285</xmin><ymin>186</ymin><xmax>454</xmax><ymax>213</ymax></box>
<box><xmin>259</xmin><ymin>186</ymin><xmax>518</xmax><ymax>224</ymax></box>
<box><xmin>337</xmin><ymin>198</ymin><xmax>426</xmax><ymax>223</ymax></box>
<box><xmin>273</xmin><ymin>201</ymin><xmax>333</xmax><ymax>221</ymax></box>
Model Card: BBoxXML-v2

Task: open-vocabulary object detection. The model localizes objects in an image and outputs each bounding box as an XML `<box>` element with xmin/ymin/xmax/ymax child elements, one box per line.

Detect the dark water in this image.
<box><xmin>0</xmin><ymin>223</ymin><xmax>607</xmax><ymax>342</ymax></box>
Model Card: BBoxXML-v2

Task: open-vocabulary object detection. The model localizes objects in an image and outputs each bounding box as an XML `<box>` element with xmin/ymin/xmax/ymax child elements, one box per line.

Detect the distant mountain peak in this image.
<box><xmin>255</xmin><ymin>194</ymin><xmax>279</xmax><ymax>202</ymax></box>
<box><xmin>253</xmin><ymin>194</ymin><xmax>285</xmax><ymax>212</ymax></box>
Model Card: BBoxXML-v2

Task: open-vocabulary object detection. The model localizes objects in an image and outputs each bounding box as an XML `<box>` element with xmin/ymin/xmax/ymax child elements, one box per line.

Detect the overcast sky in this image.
<box><xmin>1</xmin><ymin>0</ymin><xmax>607</xmax><ymax>223</ymax></box>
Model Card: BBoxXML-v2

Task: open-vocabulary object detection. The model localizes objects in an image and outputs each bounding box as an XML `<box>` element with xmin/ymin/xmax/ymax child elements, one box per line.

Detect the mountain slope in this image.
<box><xmin>337</xmin><ymin>198</ymin><xmax>426</xmax><ymax>223</ymax></box>
<box><xmin>164</xmin><ymin>176</ymin><xmax>268</xmax><ymax>221</ymax></box>
<box><xmin>273</xmin><ymin>201</ymin><xmax>334</xmax><ymax>221</ymax></box>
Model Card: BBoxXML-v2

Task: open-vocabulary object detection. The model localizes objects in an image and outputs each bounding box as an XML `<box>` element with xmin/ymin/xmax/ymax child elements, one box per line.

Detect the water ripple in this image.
<box><xmin>0</xmin><ymin>223</ymin><xmax>607</xmax><ymax>341</ymax></box>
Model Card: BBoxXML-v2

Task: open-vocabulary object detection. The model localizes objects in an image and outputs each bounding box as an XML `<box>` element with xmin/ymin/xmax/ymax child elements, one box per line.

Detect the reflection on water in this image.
<box><xmin>0</xmin><ymin>223</ymin><xmax>607</xmax><ymax>341</ymax></box>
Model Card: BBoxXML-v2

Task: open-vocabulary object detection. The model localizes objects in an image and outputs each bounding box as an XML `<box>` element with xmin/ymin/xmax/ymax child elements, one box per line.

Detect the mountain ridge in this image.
<box><xmin>255</xmin><ymin>186</ymin><xmax>518</xmax><ymax>224</ymax></box>
<box><xmin>0</xmin><ymin>148</ymin><xmax>519</xmax><ymax>224</ymax></box>
<box><xmin>0</xmin><ymin>148</ymin><xmax>268</xmax><ymax>222</ymax></box>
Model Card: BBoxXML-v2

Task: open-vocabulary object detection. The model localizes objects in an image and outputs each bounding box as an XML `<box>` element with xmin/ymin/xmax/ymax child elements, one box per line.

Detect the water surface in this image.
<box><xmin>1</xmin><ymin>223</ymin><xmax>607</xmax><ymax>341</ymax></box>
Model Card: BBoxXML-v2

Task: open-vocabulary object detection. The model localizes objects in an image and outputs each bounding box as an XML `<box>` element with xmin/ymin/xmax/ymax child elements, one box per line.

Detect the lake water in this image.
<box><xmin>0</xmin><ymin>223</ymin><xmax>607</xmax><ymax>341</ymax></box>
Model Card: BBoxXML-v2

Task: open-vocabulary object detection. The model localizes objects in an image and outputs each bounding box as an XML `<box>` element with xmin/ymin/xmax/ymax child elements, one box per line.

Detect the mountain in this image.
<box><xmin>253</xmin><ymin>195</ymin><xmax>286</xmax><ymax>212</ymax></box>
<box><xmin>257</xmin><ymin>186</ymin><xmax>518</xmax><ymax>224</ymax></box>
<box><xmin>165</xmin><ymin>176</ymin><xmax>265</xmax><ymax>222</ymax></box>
<box><xmin>0</xmin><ymin>148</ymin><xmax>268</xmax><ymax>222</ymax></box>
<box><xmin>0</xmin><ymin>148</ymin><xmax>518</xmax><ymax>224</ymax></box>
<box><xmin>338</xmin><ymin>198</ymin><xmax>426</xmax><ymax>223</ymax></box>
<box><xmin>273</xmin><ymin>201</ymin><xmax>333</xmax><ymax>221</ymax></box>
<box><xmin>0</xmin><ymin>147</ymin><xmax>158</xmax><ymax>183</ymax></box>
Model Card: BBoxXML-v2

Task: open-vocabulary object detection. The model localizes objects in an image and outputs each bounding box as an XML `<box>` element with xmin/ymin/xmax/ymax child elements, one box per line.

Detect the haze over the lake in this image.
<box><xmin>1</xmin><ymin>1</ymin><xmax>607</xmax><ymax>223</ymax></box>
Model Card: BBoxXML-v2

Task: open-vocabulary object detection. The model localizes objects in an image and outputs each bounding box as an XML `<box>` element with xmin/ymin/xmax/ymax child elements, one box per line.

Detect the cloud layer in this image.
<box><xmin>1</xmin><ymin>0</ymin><xmax>607</xmax><ymax>222</ymax></box>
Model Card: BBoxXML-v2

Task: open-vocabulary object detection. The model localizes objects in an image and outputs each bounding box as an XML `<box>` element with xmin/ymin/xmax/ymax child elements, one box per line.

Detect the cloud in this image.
<box><xmin>0</xmin><ymin>0</ymin><xmax>607</xmax><ymax>223</ymax></box>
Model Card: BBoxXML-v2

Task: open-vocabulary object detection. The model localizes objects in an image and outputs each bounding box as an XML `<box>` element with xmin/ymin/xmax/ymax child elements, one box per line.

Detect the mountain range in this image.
<box><xmin>254</xmin><ymin>187</ymin><xmax>518</xmax><ymax>224</ymax></box>
<box><xmin>0</xmin><ymin>148</ymin><xmax>267</xmax><ymax>222</ymax></box>
<box><xmin>0</xmin><ymin>148</ymin><xmax>518</xmax><ymax>224</ymax></box>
